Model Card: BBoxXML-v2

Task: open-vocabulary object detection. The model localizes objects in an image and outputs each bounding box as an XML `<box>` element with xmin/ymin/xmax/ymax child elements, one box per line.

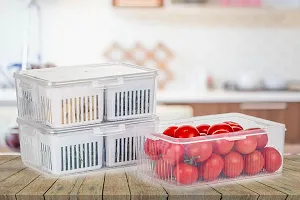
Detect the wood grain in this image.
<box><xmin>0</xmin><ymin>155</ymin><xmax>18</xmax><ymax>165</ymax></box>
<box><xmin>77</xmin><ymin>172</ymin><xmax>105</xmax><ymax>200</ymax></box>
<box><xmin>16</xmin><ymin>175</ymin><xmax>58</xmax><ymax>200</ymax></box>
<box><xmin>238</xmin><ymin>180</ymin><xmax>287</xmax><ymax>200</ymax></box>
<box><xmin>164</xmin><ymin>185</ymin><xmax>221</xmax><ymax>200</ymax></box>
<box><xmin>126</xmin><ymin>172</ymin><xmax>168</xmax><ymax>200</ymax></box>
<box><xmin>103</xmin><ymin>170</ymin><xmax>130</xmax><ymax>200</ymax></box>
<box><xmin>0</xmin><ymin>157</ymin><xmax>26</xmax><ymax>182</ymax></box>
<box><xmin>212</xmin><ymin>182</ymin><xmax>259</xmax><ymax>200</ymax></box>
<box><xmin>0</xmin><ymin>168</ymin><xmax>40</xmax><ymax>200</ymax></box>
<box><xmin>44</xmin><ymin>177</ymin><xmax>80</xmax><ymax>200</ymax></box>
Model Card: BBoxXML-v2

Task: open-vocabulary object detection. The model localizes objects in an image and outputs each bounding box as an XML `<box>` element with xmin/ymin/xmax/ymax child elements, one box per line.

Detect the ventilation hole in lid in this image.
<box><xmin>131</xmin><ymin>91</ymin><xmax>134</xmax><ymax>115</ymax></box>
<box><xmin>61</xmin><ymin>100</ymin><xmax>64</xmax><ymax>125</ymax></box>
<box><xmin>135</xmin><ymin>91</ymin><xmax>138</xmax><ymax>114</ymax></box>
<box><xmin>70</xmin><ymin>98</ymin><xmax>73</xmax><ymax>123</ymax></box>
<box><xmin>78</xmin><ymin>144</ymin><xmax>81</xmax><ymax>169</ymax></box>
<box><xmin>96</xmin><ymin>95</ymin><xmax>99</xmax><ymax>120</ymax></box>
<box><xmin>83</xmin><ymin>97</ymin><xmax>86</xmax><ymax>121</ymax></box>
<box><xmin>88</xmin><ymin>96</ymin><xmax>90</xmax><ymax>121</ymax></box>
<box><xmin>127</xmin><ymin>137</ymin><xmax>130</xmax><ymax>161</ymax></box>
<box><xmin>119</xmin><ymin>138</ymin><xmax>122</xmax><ymax>162</ymax></box>
<box><xmin>127</xmin><ymin>91</ymin><xmax>130</xmax><ymax>116</ymax></box>
<box><xmin>66</xmin><ymin>99</ymin><xmax>69</xmax><ymax>124</ymax></box>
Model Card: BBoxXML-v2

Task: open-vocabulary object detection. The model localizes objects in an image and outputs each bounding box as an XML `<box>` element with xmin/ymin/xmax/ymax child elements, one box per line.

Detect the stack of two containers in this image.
<box><xmin>14</xmin><ymin>63</ymin><xmax>158</xmax><ymax>175</ymax></box>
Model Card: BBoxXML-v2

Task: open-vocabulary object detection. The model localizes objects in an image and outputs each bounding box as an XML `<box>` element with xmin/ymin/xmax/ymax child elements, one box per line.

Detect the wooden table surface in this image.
<box><xmin>1</xmin><ymin>155</ymin><xmax>300</xmax><ymax>200</ymax></box>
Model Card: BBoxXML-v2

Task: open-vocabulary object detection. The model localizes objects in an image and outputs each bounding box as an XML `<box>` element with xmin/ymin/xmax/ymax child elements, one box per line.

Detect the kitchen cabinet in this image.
<box><xmin>164</xmin><ymin>102</ymin><xmax>300</xmax><ymax>143</ymax></box>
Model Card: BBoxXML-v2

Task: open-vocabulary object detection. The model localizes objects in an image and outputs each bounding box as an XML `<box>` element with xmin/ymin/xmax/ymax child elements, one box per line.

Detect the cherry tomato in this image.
<box><xmin>162</xmin><ymin>143</ymin><xmax>185</xmax><ymax>165</ymax></box>
<box><xmin>174</xmin><ymin>125</ymin><xmax>200</xmax><ymax>138</ymax></box>
<box><xmin>163</xmin><ymin>126</ymin><xmax>178</xmax><ymax>137</ymax></box>
<box><xmin>196</xmin><ymin>124</ymin><xmax>210</xmax><ymax>135</ymax></box>
<box><xmin>244</xmin><ymin>150</ymin><xmax>264</xmax><ymax>175</ymax></box>
<box><xmin>207</xmin><ymin>123</ymin><xmax>234</xmax><ymax>135</ymax></box>
<box><xmin>262</xmin><ymin>147</ymin><xmax>282</xmax><ymax>173</ymax></box>
<box><xmin>155</xmin><ymin>159</ymin><xmax>174</xmax><ymax>179</ymax></box>
<box><xmin>144</xmin><ymin>139</ymin><xmax>169</xmax><ymax>160</ymax></box>
<box><xmin>213</xmin><ymin>139</ymin><xmax>234</xmax><ymax>155</ymax></box>
<box><xmin>174</xmin><ymin>163</ymin><xmax>199</xmax><ymax>185</ymax></box>
<box><xmin>234</xmin><ymin>136</ymin><xmax>257</xmax><ymax>154</ymax></box>
<box><xmin>199</xmin><ymin>153</ymin><xmax>224</xmax><ymax>181</ymax></box>
<box><xmin>246</xmin><ymin>128</ymin><xmax>269</xmax><ymax>149</ymax></box>
<box><xmin>223</xmin><ymin>151</ymin><xmax>244</xmax><ymax>178</ymax></box>
<box><xmin>223</xmin><ymin>121</ymin><xmax>244</xmax><ymax>132</ymax></box>
<box><xmin>186</xmin><ymin>142</ymin><xmax>213</xmax><ymax>162</ymax></box>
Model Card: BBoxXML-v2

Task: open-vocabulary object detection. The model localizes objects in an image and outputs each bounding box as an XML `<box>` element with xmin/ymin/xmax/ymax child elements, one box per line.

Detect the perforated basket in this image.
<box><xmin>14</xmin><ymin>63</ymin><xmax>157</xmax><ymax>128</ymax></box>
<box><xmin>18</xmin><ymin>115</ymin><xmax>158</xmax><ymax>175</ymax></box>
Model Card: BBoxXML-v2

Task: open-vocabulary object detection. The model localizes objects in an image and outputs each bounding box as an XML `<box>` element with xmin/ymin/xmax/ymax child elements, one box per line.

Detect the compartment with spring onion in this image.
<box><xmin>137</xmin><ymin>113</ymin><xmax>286</xmax><ymax>187</ymax></box>
<box><xmin>18</xmin><ymin>115</ymin><xmax>158</xmax><ymax>175</ymax></box>
<box><xmin>14</xmin><ymin>63</ymin><xmax>157</xmax><ymax>128</ymax></box>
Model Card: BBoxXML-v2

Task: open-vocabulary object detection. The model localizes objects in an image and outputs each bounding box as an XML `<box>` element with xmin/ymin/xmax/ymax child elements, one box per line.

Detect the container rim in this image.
<box><xmin>14</xmin><ymin>62</ymin><xmax>158</xmax><ymax>87</ymax></box>
<box><xmin>17</xmin><ymin>115</ymin><xmax>159</xmax><ymax>135</ymax></box>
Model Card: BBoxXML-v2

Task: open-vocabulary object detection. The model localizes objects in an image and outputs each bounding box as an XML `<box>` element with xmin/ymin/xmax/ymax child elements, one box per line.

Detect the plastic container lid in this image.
<box><xmin>14</xmin><ymin>62</ymin><xmax>157</xmax><ymax>87</ymax></box>
<box><xmin>17</xmin><ymin>115</ymin><xmax>159</xmax><ymax>136</ymax></box>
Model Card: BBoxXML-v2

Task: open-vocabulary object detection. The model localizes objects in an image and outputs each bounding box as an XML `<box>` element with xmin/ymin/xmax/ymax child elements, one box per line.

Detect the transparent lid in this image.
<box><xmin>14</xmin><ymin>62</ymin><xmax>157</xmax><ymax>87</ymax></box>
<box><xmin>17</xmin><ymin>115</ymin><xmax>158</xmax><ymax>136</ymax></box>
<box><xmin>146</xmin><ymin>113</ymin><xmax>286</xmax><ymax>144</ymax></box>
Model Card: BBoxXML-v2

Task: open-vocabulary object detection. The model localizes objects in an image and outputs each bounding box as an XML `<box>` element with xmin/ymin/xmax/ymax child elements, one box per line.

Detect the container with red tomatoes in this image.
<box><xmin>138</xmin><ymin>113</ymin><xmax>286</xmax><ymax>187</ymax></box>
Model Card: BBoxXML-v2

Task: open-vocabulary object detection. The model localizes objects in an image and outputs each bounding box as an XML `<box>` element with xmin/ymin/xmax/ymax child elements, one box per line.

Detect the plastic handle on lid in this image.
<box><xmin>93</xmin><ymin>124</ymin><xmax>126</xmax><ymax>136</ymax></box>
<box><xmin>225</xmin><ymin>136</ymin><xmax>247</xmax><ymax>141</ymax></box>
<box><xmin>92</xmin><ymin>77</ymin><xmax>124</xmax><ymax>88</ymax></box>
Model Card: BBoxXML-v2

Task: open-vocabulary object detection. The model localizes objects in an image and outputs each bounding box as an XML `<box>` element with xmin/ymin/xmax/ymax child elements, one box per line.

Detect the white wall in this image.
<box><xmin>1</xmin><ymin>0</ymin><xmax>300</xmax><ymax>89</ymax></box>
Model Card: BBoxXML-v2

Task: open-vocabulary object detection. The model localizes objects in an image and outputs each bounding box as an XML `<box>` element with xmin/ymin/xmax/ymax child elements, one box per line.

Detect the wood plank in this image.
<box><xmin>70</xmin><ymin>177</ymin><xmax>85</xmax><ymax>200</ymax></box>
<box><xmin>0</xmin><ymin>155</ymin><xmax>18</xmax><ymax>165</ymax></box>
<box><xmin>256</xmin><ymin>173</ymin><xmax>300</xmax><ymax>200</ymax></box>
<box><xmin>284</xmin><ymin>103</ymin><xmax>300</xmax><ymax>143</ymax></box>
<box><xmin>212</xmin><ymin>182</ymin><xmax>259</xmax><ymax>200</ymax></box>
<box><xmin>103</xmin><ymin>170</ymin><xmax>130</xmax><ymax>200</ymax></box>
<box><xmin>16</xmin><ymin>175</ymin><xmax>58</xmax><ymax>200</ymax></box>
<box><xmin>238</xmin><ymin>180</ymin><xmax>287</xmax><ymax>200</ymax></box>
<box><xmin>78</xmin><ymin>172</ymin><xmax>105</xmax><ymax>200</ymax></box>
<box><xmin>44</xmin><ymin>177</ymin><xmax>80</xmax><ymax>200</ymax></box>
<box><xmin>0</xmin><ymin>157</ymin><xmax>26</xmax><ymax>182</ymax></box>
<box><xmin>0</xmin><ymin>168</ymin><xmax>40</xmax><ymax>200</ymax></box>
<box><xmin>126</xmin><ymin>172</ymin><xmax>168</xmax><ymax>200</ymax></box>
<box><xmin>164</xmin><ymin>185</ymin><xmax>221</xmax><ymax>200</ymax></box>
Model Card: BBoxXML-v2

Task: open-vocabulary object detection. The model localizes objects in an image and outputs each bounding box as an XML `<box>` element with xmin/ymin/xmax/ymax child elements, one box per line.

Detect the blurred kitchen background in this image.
<box><xmin>1</xmin><ymin>0</ymin><xmax>300</xmax><ymax>154</ymax></box>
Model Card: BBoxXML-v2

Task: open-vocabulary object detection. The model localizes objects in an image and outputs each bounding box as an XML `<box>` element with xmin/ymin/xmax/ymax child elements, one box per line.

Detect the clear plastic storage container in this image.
<box><xmin>18</xmin><ymin>115</ymin><xmax>158</xmax><ymax>175</ymax></box>
<box><xmin>137</xmin><ymin>113</ymin><xmax>286</xmax><ymax>187</ymax></box>
<box><xmin>14</xmin><ymin>63</ymin><xmax>157</xmax><ymax>128</ymax></box>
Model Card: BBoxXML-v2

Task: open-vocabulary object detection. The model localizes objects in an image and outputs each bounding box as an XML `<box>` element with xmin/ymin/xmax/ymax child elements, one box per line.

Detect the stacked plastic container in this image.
<box><xmin>14</xmin><ymin>63</ymin><xmax>158</xmax><ymax>175</ymax></box>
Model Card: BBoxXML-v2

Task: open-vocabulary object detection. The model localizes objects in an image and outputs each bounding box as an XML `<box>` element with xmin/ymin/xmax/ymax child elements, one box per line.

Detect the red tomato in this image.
<box><xmin>163</xmin><ymin>126</ymin><xmax>178</xmax><ymax>137</ymax></box>
<box><xmin>244</xmin><ymin>150</ymin><xmax>264</xmax><ymax>175</ymax></box>
<box><xmin>144</xmin><ymin>139</ymin><xmax>169</xmax><ymax>160</ymax></box>
<box><xmin>223</xmin><ymin>151</ymin><xmax>244</xmax><ymax>178</ymax></box>
<box><xmin>186</xmin><ymin>142</ymin><xmax>213</xmax><ymax>162</ymax></box>
<box><xmin>223</xmin><ymin>121</ymin><xmax>244</xmax><ymax>131</ymax></box>
<box><xmin>262</xmin><ymin>147</ymin><xmax>282</xmax><ymax>173</ymax></box>
<box><xmin>196</xmin><ymin>124</ymin><xmax>210</xmax><ymax>135</ymax></box>
<box><xmin>162</xmin><ymin>143</ymin><xmax>185</xmax><ymax>165</ymax></box>
<box><xmin>234</xmin><ymin>136</ymin><xmax>257</xmax><ymax>154</ymax></box>
<box><xmin>246</xmin><ymin>128</ymin><xmax>269</xmax><ymax>149</ymax></box>
<box><xmin>174</xmin><ymin>163</ymin><xmax>199</xmax><ymax>185</ymax></box>
<box><xmin>213</xmin><ymin>139</ymin><xmax>234</xmax><ymax>155</ymax></box>
<box><xmin>174</xmin><ymin>125</ymin><xmax>200</xmax><ymax>138</ymax></box>
<box><xmin>199</xmin><ymin>153</ymin><xmax>224</xmax><ymax>181</ymax></box>
<box><xmin>155</xmin><ymin>159</ymin><xmax>174</xmax><ymax>179</ymax></box>
<box><xmin>207</xmin><ymin>123</ymin><xmax>234</xmax><ymax>135</ymax></box>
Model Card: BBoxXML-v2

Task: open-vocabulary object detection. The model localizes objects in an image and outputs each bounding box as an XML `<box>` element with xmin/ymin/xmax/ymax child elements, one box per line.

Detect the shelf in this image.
<box><xmin>113</xmin><ymin>6</ymin><xmax>300</xmax><ymax>27</ymax></box>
